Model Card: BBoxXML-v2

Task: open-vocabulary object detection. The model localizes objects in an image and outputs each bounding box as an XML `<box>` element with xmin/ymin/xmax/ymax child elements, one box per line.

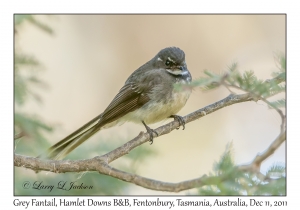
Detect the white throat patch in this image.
<box><xmin>166</xmin><ymin>69</ymin><xmax>189</xmax><ymax>76</ymax></box>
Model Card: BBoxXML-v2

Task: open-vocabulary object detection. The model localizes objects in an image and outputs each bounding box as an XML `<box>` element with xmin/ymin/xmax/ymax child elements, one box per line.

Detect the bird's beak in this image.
<box><xmin>178</xmin><ymin>65</ymin><xmax>188</xmax><ymax>72</ymax></box>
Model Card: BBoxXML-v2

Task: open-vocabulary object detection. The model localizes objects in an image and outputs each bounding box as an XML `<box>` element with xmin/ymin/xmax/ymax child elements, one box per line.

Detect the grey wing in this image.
<box><xmin>98</xmin><ymin>82</ymin><xmax>151</xmax><ymax>127</ymax></box>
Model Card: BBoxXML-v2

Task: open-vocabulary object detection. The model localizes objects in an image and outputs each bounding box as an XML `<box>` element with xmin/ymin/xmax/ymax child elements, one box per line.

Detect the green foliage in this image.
<box><xmin>14</xmin><ymin>112</ymin><xmax>52</xmax><ymax>145</ymax></box>
<box><xmin>222</xmin><ymin>66</ymin><xmax>284</xmax><ymax>98</ymax></box>
<box><xmin>268</xmin><ymin>99</ymin><xmax>286</xmax><ymax>109</ymax></box>
<box><xmin>213</xmin><ymin>143</ymin><xmax>235</xmax><ymax>176</ymax></box>
<box><xmin>15</xmin><ymin>15</ymin><xmax>54</xmax><ymax>34</ymax></box>
<box><xmin>274</xmin><ymin>52</ymin><xmax>286</xmax><ymax>73</ymax></box>
<box><xmin>196</xmin><ymin>143</ymin><xmax>286</xmax><ymax>195</ymax></box>
<box><xmin>176</xmin><ymin>55</ymin><xmax>286</xmax><ymax>109</ymax></box>
<box><xmin>191</xmin><ymin>58</ymin><xmax>286</xmax><ymax>195</ymax></box>
<box><xmin>178</xmin><ymin>55</ymin><xmax>286</xmax><ymax>111</ymax></box>
<box><xmin>14</xmin><ymin>54</ymin><xmax>46</xmax><ymax>106</ymax></box>
<box><xmin>175</xmin><ymin>70</ymin><xmax>222</xmax><ymax>92</ymax></box>
<box><xmin>14</xmin><ymin>15</ymin><xmax>53</xmax><ymax>140</ymax></box>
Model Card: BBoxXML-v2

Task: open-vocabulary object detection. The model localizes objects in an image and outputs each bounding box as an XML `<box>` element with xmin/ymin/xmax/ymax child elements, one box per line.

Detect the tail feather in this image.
<box><xmin>46</xmin><ymin>115</ymin><xmax>101</xmax><ymax>160</ymax></box>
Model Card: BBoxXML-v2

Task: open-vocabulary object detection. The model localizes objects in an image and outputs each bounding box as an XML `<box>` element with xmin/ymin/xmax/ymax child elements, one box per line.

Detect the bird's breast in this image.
<box><xmin>122</xmin><ymin>84</ymin><xmax>191</xmax><ymax>124</ymax></box>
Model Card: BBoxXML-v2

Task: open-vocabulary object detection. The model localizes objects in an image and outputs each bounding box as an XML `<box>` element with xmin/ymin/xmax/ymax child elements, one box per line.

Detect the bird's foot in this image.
<box><xmin>170</xmin><ymin>115</ymin><xmax>186</xmax><ymax>130</ymax></box>
<box><xmin>142</xmin><ymin>121</ymin><xmax>158</xmax><ymax>144</ymax></box>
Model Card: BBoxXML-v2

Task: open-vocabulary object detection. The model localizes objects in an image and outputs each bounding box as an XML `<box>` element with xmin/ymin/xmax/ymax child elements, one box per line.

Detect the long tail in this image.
<box><xmin>45</xmin><ymin>115</ymin><xmax>102</xmax><ymax>160</ymax></box>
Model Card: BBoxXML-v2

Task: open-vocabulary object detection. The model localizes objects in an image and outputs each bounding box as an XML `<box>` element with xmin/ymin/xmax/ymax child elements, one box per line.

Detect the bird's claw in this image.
<box><xmin>171</xmin><ymin>115</ymin><xmax>186</xmax><ymax>130</ymax></box>
<box><xmin>142</xmin><ymin>121</ymin><xmax>158</xmax><ymax>144</ymax></box>
<box><xmin>147</xmin><ymin>128</ymin><xmax>158</xmax><ymax>145</ymax></box>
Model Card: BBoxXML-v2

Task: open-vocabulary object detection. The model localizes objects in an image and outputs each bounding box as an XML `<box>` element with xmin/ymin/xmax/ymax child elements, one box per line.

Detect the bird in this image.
<box><xmin>46</xmin><ymin>47</ymin><xmax>192</xmax><ymax>160</ymax></box>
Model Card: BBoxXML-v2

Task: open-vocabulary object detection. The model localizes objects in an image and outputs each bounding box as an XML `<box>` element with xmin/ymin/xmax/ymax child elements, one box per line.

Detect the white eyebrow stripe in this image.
<box><xmin>157</xmin><ymin>57</ymin><xmax>163</xmax><ymax>61</ymax></box>
<box><xmin>167</xmin><ymin>57</ymin><xmax>175</xmax><ymax>63</ymax></box>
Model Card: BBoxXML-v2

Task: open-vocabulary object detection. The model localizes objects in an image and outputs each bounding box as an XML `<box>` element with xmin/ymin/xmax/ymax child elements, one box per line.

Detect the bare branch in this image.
<box><xmin>14</xmin><ymin>129</ymin><xmax>286</xmax><ymax>192</ymax></box>
<box><xmin>239</xmin><ymin>130</ymin><xmax>286</xmax><ymax>172</ymax></box>
<box><xmin>14</xmin><ymin>152</ymin><xmax>225</xmax><ymax>192</ymax></box>
<box><xmin>15</xmin><ymin>90</ymin><xmax>286</xmax><ymax>192</ymax></box>
<box><xmin>14</xmin><ymin>71</ymin><xmax>286</xmax><ymax>192</ymax></box>
<box><xmin>102</xmin><ymin>92</ymin><xmax>253</xmax><ymax>164</ymax></box>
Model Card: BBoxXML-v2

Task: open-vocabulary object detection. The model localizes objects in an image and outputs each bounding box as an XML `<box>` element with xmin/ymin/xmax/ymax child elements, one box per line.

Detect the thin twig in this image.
<box><xmin>238</xmin><ymin>130</ymin><xmax>286</xmax><ymax>172</ymax></box>
<box><xmin>226</xmin><ymin>83</ymin><xmax>286</xmax><ymax>133</ymax></box>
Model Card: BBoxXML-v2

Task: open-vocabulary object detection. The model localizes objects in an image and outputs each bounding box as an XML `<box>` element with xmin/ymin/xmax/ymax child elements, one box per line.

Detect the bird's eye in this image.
<box><xmin>165</xmin><ymin>60</ymin><xmax>171</xmax><ymax>66</ymax></box>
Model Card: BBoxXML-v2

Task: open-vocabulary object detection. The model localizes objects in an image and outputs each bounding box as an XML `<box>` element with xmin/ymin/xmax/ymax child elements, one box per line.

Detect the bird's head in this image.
<box><xmin>155</xmin><ymin>47</ymin><xmax>188</xmax><ymax>76</ymax></box>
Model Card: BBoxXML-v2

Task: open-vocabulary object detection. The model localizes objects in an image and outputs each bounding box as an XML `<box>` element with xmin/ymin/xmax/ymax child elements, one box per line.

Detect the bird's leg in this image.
<box><xmin>142</xmin><ymin>121</ymin><xmax>158</xmax><ymax>144</ymax></box>
<box><xmin>170</xmin><ymin>115</ymin><xmax>186</xmax><ymax>130</ymax></box>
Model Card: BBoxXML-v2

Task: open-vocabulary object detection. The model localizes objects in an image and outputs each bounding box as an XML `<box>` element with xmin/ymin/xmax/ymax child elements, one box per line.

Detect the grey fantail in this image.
<box><xmin>46</xmin><ymin>47</ymin><xmax>192</xmax><ymax>160</ymax></box>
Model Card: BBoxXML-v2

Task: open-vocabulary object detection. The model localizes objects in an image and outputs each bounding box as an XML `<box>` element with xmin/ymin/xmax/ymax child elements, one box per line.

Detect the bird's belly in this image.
<box><xmin>123</xmin><ymin>89</ymin><xmax>191</xmax><ymax>124</ymax></box>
